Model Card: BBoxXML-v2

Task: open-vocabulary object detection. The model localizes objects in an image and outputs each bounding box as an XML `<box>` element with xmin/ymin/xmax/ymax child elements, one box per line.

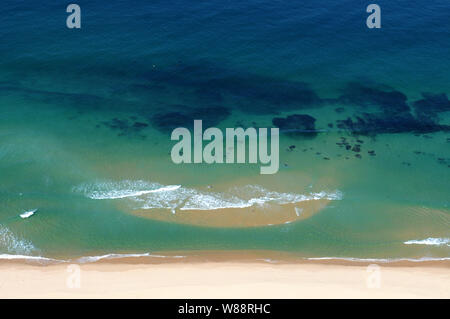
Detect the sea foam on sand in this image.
<box><xmin>73</xmin><ymin>180</ymin><xmax>343</xmax><ymax>227</ymax></box>
<box><xmin>74</xmin><ymin>180</ymin><xmax>342</xmax><ymax>212</ymax></box>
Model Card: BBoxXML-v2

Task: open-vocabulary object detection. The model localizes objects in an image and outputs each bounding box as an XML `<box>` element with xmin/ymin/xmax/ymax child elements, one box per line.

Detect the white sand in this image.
<box><xmin>0</xmin><ymin>261</ymin><xmax>448</xmax><ymax>298</ymax></box>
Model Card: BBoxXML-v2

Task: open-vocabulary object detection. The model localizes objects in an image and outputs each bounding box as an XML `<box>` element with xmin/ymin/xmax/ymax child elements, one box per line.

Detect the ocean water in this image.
<box><xmin>0</xmin><ymin>0</ymin><xmax>449</xmax><ymax>261</ymax></box>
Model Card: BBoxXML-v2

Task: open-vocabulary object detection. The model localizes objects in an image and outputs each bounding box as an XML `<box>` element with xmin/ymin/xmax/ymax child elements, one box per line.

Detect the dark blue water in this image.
<box><xmin>2</xmin><ymin>0</ymin><xmax>449</xmax><ymax>90</ymax></box>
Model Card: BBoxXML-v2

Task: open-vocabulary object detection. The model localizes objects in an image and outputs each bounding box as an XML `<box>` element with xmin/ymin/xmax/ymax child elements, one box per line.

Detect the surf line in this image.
<box><xmin>170</xmin><ymin>120</ymin><xmax>279</xmax><ymax>174</ymax></box>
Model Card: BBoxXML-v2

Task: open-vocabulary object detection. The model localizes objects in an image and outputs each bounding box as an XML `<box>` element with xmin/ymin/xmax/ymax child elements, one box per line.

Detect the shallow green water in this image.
<box><xmin>1</xmin><ymin>84</ymin><xmax>449</xmax><ymax>261</ymax></box>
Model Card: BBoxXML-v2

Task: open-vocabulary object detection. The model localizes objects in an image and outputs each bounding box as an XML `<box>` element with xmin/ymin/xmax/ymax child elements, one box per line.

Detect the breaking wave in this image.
<box><xmin>74</xmin><ymin>180</ymin><xmax>343</xmax><ymax>211</ymax></box>
<box><xmin>404</xmin><ymin>237</ymin><xmax>450</xmax><ymax>247</ymax></box>
<box><xmin>0</xmin><ymin>254</ymin><xmax>60</xmax><ymax>263</ymax></box>
<box><xmin>75</xmin><ymin>253</ymin><xmax>185</xmax><ymax>263</ymax></box>
<box><xmin>0</xmin><ymin>252</ymin><xmax>186</xmax><ymax>264</ymax></box>
<box><xmin>1</xmin><ymin>253</ymin><xmax>448</xmax><ymax>265</ymax></box>
<box><xmin>307</xmin><ymin>256</ymin><xmax>450</xmax><ymax>262</ymax></box>
<box><xmin>73</xmin><ymin>180</ymin><xmax>181</xmax><ymax>200</ymax></box>
<box><xmin>0</xmin><ymin>225</ymin><xmax>35</xmax><ymax>255</ymax></box>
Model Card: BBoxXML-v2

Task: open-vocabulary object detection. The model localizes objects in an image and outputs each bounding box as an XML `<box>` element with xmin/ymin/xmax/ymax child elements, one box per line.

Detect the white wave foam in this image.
<box><xmin>1</xmin><ymin>253</ymin><xmax>447</xmax><ymax>265</ymax></box>
<box><xmin>0</xmin><ymin>254</ymin><xmax>61</xmax><ymax>262</ymax></box>
<box><xmin>75</xmin><ymin>180</ymin><xmax>342</xmax><ymax>212</ymax></box>
<box><xmin>257</xmin><ymin>258</ymin><xmax>279</xmax><ymax>264</ymax></box>
<box><xmin>307</xmin><ymin>256</ymin><xmax>450</xmax><ymax>263</ymax></box>
<box><xmin>20</xmin><ymin>209</ymin><xmax>37</xmax><ymax>219</ymax></box>
<box><xmin>76</xmin><ymin>253</ymin><xmax>152</xmax><ymax>263</ymax></box>
<box><xmin>74</xmin><ymin>180</ymin><xmax>181</xmax><ymax>200</ymax></box>
<box><xmin>159</xmin><ymin>187</ymin><xmax>341</xmax><ymax>211</ymax></box>
<box><xmin>75</xmin><ymin>253</ymin><xmax>185</xmax><ymax>263</ymax></box>
<box><xmin>0</xmin><ymin>252</ymin><xmax>186</xmax><ymax>264</ymax></box>
<box><xmin>0</xmin><ymin>225</ymin><xmax>35</xmax><ymax>255</ymax></box>
<box><xmin>404</xmin><ymin>237</ymin><xmax>450</xmax><ymax>247</ymax></box>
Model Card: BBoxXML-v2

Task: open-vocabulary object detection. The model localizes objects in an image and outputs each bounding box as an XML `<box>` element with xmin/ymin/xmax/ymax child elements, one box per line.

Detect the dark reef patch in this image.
<box><xmin>272</xmin><ymin>114</ymin><xmax>319</xmax><ymax>138</ymax></box>
<box><xmin>0</xmin><ymin>85</ymin><xmax>108</xmax><ymax>111</ymax></box>
<box><xmin>207</xmin><ymin>77</ymin><xmax>320</xmax><ymax>113</ymax></box>
<box><xmin>142</xmin><ymin>61</ymin><xmax>322</xmax><ymax>114</ymax></box>
<box><xmin>401</xmin><ymin>162</ymin><xmax>412</xmax><ymax>166</ymax></box>
<box><xmin>4</xmin><ymin>59</ymin><xmax>450</xmax><ymax>140</ymax></box>
<box><xmin>351</xmin><ymin>145</ymin><xmax>361</xmax><ymax>152</ymax></box>
<box><xmin>413</xmin><ymin>93</ymin><xmax>450</xmax><ymax>120</ymax></box>
<box><xmin>101</xmin><ymin>118</ymin><xmax>149</xmax><ymax>138</ymax></box>
<box><xmin>336</xmin><ymin>113</ymin><xmax>449</xmax><ymax>136</ymax></box>
<box><xmin>335</xmin><ymin>83</ymin><xmax>450</xmax><ymax>136</ymax></box>
<box><xmin>133</xmin><ymin>122</ymin><xmax>149</xmax><ymax>129</ymax></box>
<box><xmin>339</xmin><ymin>83</ymin><xmax>410</xmax><ymax>115</ymax></box>
<box><xmin>436</xmin><ymin>157</ymin><xmax>450</xmax><ymax>167</ymax></box>
<box><xmin>151</xmin><ymin>105</ymin><xmax>230</xmax><ymax>133</ymax></box>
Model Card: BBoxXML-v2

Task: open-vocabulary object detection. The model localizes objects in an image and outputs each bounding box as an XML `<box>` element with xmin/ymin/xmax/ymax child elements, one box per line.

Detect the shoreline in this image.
<box><xmin>1</xmin><ymin>249</ymin><xmax>449</xmax><ymax>268</ymax></box>
<box><xmin>0</xmin><ymin>258</ymin><xmax>448</xmax><ymax>298</ymax></box>
<box><xmin>1</xmin><ymin>250</ymin><xmax>448</xmax><ymax>298</ymax></box>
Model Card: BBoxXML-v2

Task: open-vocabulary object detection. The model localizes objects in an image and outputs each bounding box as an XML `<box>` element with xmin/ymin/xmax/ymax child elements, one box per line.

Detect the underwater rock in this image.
<box><xmin>336</xmin><ymin>83</ymin><xmax>450</xmax><ymax>136</ymax></box>
<box><xmin>336</xmin><ymin>113</ymin><xmax>449</xmax><ymax>136</ymax></box>
<box><xmin>211</xmin><ymin>78</ymin><xmax>321</xmax><ymax>113</ymax></box>
<box><xmin>101</xmin><ymin>118</ymin><xmax>149</xmax><ymax>137</ymax></box>
<box><xmin>413</xmin><ymin>93</ymin><xmax>450</xmax><ymax>120</ymax></box>
<box><xmin>144</xmin><ymin>61</ymin><xmax>322</xmax><ymax>114</ymax></box>
<box><xmin>133</xmin><ymin>122</ymin><xmax>148</xmax><ymax>129</ymax></box>
<box><xmin>151</xmin><ymin>105</ymin><xmax>230</xmax><ymax>133</ymax></box>
<box><xmin>436</xmin><ymin>157</ymin><xmax>450</xmax><ymax>166</ymax></box>
<box><xmin>401</xmin><ymin>162</ymin><xmax>411</xmax><ymax>166</ymax></box>
<box><xmin>286</xmin><ymin>145</ymin><xmax>296</xmax><ymax>152</ymax></box>
<box><xmin>272</xmin><ymin>114</ymin><xmax>318</xmax><ymax>138</ymax></box>
<box><xmin>352</xmin><ymin>144</ymin><xmax>361</xmax><ymax>152</ymax></box>
<box><xmin>339</xmin><ymin>83</ymin><xmax>410</xmax><ymax>115</ymax></box>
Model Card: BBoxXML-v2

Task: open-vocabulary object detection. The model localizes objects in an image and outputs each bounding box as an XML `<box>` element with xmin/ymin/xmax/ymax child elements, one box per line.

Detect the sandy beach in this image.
<box><xmin>0</xmin><ymin>255</ymin><xmax>448</xmax><ymax>299</ymax></box>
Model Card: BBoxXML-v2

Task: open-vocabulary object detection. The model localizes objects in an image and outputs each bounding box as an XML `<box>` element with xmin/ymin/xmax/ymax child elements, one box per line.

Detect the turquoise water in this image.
<box><xmin>0</xmin><ymin>0</ymin><xmax>449</xmax><ymax>261</ymax></box>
